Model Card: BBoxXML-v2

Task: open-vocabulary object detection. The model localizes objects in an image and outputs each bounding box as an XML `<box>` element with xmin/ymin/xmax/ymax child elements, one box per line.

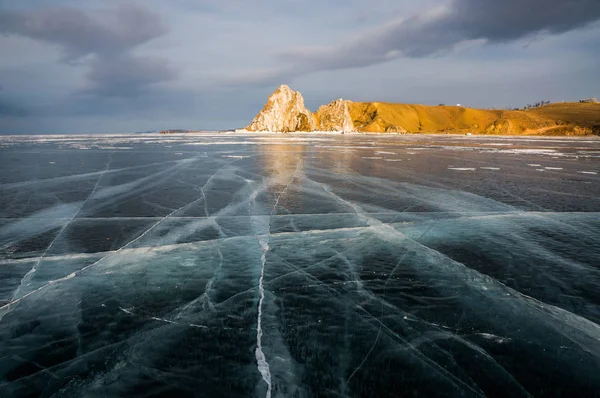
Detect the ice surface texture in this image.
<box><xmin>1</xmin><ymin>133</ymin><xmax>600</xmax><ymax>397</ymax></box>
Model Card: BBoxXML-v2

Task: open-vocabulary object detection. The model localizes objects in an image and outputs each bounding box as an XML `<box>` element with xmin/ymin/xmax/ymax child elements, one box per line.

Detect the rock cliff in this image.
<box><xmin>246</xmin><ymin>85</ymin><xmax>317</xmax><ymax>132</ymax></box>
<box><xmin>315</xmin><ymin>99</ymin><xmax>354</xmax><ymax>132</ymax></box>
<box><xmin>244</xmin><ymin>85</ymin><xmax>600</xmax><ymax>135</ymax></box>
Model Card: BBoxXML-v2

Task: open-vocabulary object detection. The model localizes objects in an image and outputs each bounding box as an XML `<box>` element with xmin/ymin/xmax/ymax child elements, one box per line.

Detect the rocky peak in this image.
<box><xmin>315</xmin><ymin>99</ymin><xmax>354</xmax><ymax>132</ymax></box>
<box><xmin>246</xmin><ymin>85</ymin><xmax>317</xmax><ymax>132</ymax></box>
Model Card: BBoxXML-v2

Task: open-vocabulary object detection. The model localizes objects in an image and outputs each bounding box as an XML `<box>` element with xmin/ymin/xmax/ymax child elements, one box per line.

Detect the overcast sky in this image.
<box><xmin>1</xmin><ymin>0</ymin><xmax>599</xmax><ymax>134</ymax></box>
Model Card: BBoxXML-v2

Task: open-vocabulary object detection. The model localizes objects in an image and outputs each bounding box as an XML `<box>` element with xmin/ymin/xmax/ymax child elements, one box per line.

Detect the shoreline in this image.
<box><xmin>1</xmin><ymin>131</ymin><xmax>598</xmax><ymax>139</ymax></box>
<box><xmin>229</xmin><ymin>130</ymin><xmax>600</xmax><ymax>139</ymax></box>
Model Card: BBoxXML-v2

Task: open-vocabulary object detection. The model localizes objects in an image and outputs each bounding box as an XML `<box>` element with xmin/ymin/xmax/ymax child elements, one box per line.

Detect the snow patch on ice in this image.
<box><xmin>496</xmin><ymin>149</ymin><xmax>557</xmax><ymax>154</ymax></box>
<box><xmin>476</xmin><ymin>333</ymin><xmax>512</xmax><ymax>344</ymax></box>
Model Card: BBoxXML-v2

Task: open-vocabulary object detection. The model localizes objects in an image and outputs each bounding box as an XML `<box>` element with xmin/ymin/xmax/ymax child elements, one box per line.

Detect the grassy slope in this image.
<box><xmin>348</xmin><ymin>102</ymin><xmax>600</xmax><ymax>135</ymax></box>
<box><xmin>527</xmin><ymin>103</ymin><xmax>600</xmax><ymax>126</ymax></box>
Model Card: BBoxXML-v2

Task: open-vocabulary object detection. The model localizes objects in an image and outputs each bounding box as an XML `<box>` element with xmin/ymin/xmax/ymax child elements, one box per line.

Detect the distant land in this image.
<box><xmin>239</xmin><ymin>85</ymin><xmax>600</xmax><ymax>135</ymax></box>
<box><xmin>159</xmin><ymin>129</ymin><xmax>222</xmax><ymax>134</ymax></box>
<box><xmin>160</xmin><ymin>129</ymin><xmax>190</xmax><ymax>134</ymax></box>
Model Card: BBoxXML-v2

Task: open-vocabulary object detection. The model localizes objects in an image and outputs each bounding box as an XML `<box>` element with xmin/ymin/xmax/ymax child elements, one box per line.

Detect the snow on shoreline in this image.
<box><xmin>231</xmin><ymin>129</ymin><xmax>600</xmax><ymax>140</ymax></box>
<box><xmin>2</xmin><ymin>131</ymin><xmax>599</xmax><ymax>141</ymax></box>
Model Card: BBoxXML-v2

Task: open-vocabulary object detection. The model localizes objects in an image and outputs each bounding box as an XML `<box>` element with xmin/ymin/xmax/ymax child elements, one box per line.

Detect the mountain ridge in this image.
<box><xmin>243</xmin><ymin>85</ymin><xmax>600</xmax><ymax>135</ymax></box>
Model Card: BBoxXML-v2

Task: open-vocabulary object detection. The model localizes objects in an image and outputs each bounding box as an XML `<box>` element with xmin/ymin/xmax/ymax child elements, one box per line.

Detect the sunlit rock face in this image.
<box><xmin>245</xmin><ymin>85</ymin><xmax>600</xmax><ymax>135</ymax></box>
<box><xmin>316</xmin><ymin>99</ymin><xmax>355</xmax><ymax>132</ymax></box>
<box><xmin>246</xmin><ymin>87</ymin><xmax>357</xmax><ymax>132</ymax></box>
<box><xmin>246</xmin><ymin>85</ymin><xmax>317</xmax><ymax>132</ymax></box>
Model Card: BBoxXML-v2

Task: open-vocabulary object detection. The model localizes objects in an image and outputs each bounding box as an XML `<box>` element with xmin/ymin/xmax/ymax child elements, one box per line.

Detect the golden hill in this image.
<box><xmin>245</xmin><ymin>86</ymin><xmax>600</xmax><ymax>135</ymax></box>
<box><xmin>348</xmin><ymin>102</ymin><xmax>600</xmax><ymax>135</ymax></box>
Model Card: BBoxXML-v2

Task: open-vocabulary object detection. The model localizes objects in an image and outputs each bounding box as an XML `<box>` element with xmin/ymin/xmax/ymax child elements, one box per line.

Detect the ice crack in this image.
<box><xmin>256</xmin><ymin>236</ymin><xmax>272</xmax><ymax>398</ymax></box>
<box><xmin>3</xmin><ymin>154</ymin><xmax>113</xmax><ymax>319</ymax></box>
<box><xmin>254</xmin><ymin>159</ymin><xmax>302</xmax><ymax>398</ymax></box>
<box><xmin>0</xmin><ymin>159</ymin><xmax>240</xmax><ymax>321</ymax></box>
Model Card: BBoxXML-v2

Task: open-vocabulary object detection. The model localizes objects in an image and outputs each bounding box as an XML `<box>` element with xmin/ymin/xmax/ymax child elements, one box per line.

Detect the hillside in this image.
<box><xmin>244</xmin><ymin>86</ymin><xmax>600</xmax><ymax>135</ymax></box>
<box><xmin>348</xmin><ymin>102</ymin><xmax>600</xmax><ymax>135</ymax></box>
<box><xmin>527</xmin><ymin>103</ymin><xmax>600</xmax><ymax>133</ymax></box>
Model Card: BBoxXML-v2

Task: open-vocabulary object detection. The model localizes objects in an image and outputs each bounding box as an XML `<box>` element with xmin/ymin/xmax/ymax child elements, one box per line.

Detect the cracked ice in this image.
<box><xmin>1</xmin><ymin>133</ymin><xmax>600</xmax><ymax>397</ymax></box>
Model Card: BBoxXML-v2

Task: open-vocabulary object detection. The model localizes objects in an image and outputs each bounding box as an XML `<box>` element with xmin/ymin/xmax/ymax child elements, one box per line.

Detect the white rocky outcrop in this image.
<box><xmin>315</xmin><ymin>99</ymin><xmax>354</xmax><ymax>132</ymax></box>
<box><xmin>246</xmin><ymin>85</ymin><xmax>317</xmax><ymax>132</ymax></box>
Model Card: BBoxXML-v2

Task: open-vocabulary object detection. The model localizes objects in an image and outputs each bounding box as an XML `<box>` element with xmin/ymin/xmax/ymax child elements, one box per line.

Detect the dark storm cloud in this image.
<box><xmin>244</xmin><ymin>0</ymin><xmax>600</xmax><ymax>85</ymax></box>
<box><xmin>0</xmin><ymin>4</ymin><xmax>174</xmax><ymax>96</ymax></box>
<box><xmin>453</xmin><ymin>0</ymin><xmax>600</xmax><ymax>41</ymax></box>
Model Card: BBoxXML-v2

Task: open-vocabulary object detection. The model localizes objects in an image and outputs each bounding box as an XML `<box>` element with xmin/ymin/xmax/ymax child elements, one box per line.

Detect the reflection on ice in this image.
<box><xmin>1</xmin><ymin>133</ymin><xmax>600</xmax><ymax>397</ymax></box>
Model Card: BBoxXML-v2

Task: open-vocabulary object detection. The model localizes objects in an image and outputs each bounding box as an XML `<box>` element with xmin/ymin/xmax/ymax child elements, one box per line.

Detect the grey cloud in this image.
<box><xmin>245</xmin><ymin>0</ymin><xmax>600</xmax><ymax>85</ymax></box>
<box><xmin>0</xmin><ymin>4</ymin><xmax>166</xmax><ymax>58</ymax></box>
<box><xmin>0</xmin><ymin>4</ymin><xmax>173</xmax><ymax>96</ymax></box>
<box><xmin>452</xmin><ymin>0</ymin><xmax>600</xmax><ymax>40</ymax></box>
<box><xmin>83</xmin><ymin>55</ymin><xmax>174</xmax><ymax>96</ymax></box>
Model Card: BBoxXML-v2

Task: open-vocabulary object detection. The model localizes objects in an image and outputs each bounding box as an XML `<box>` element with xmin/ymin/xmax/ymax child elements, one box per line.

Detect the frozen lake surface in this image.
<box><xmin>1</xmin><ymin>133</ymin><xmax>600</xmax><ymax>397</ymax></box>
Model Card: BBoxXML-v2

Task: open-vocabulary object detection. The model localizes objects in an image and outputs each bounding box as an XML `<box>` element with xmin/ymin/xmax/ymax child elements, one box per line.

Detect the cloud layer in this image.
<box><xmin>244</xmin><ymin>0</ymin><xmax>600</xmax><ymax>86</ymax></box>
<box><xmin>0</xmin><ymin>4</ymin><xmax>174</xmax><ymax>96</ymax></box>
<box><xmin>0</xmin><ymin>0</ymin><xmax>599</xmax><ymax>133</ymax></box>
